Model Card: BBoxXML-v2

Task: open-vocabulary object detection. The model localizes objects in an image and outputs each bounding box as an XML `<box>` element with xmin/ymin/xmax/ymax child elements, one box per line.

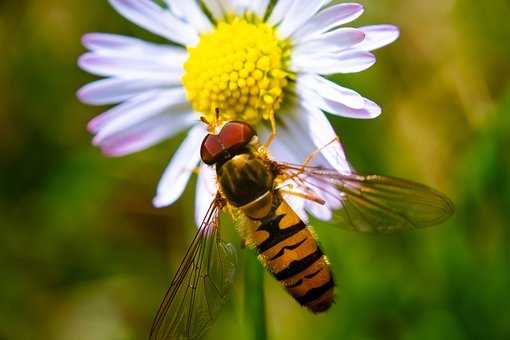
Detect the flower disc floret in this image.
<box><xmin>182</xmin><ymin>16</ymin><xmax>290</xmax><ymax>125</ymax></box>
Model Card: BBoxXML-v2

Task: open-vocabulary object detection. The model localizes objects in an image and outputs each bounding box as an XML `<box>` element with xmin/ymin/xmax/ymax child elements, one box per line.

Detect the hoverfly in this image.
<box><xmin>149</xmin><ymin>121</ymin><xmax>454</xmax><ymax>340</ymax></box>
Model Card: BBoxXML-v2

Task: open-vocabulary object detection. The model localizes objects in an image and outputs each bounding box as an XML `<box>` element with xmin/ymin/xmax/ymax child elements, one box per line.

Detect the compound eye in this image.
<box><xmin>200</xmin><ymin>134</ymin><xmax>223</xmax><ymax>165</ymax></box>
<box><xmin>219</xmin><ymin>121</ymin><xmax>256</xmax><ymax>152</ymax></box>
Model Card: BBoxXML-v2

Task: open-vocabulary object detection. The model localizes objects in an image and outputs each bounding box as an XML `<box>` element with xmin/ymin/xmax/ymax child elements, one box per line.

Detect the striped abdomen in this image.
<box><xmin>249</xmin><ymin>194</ymin><xmax>335</xmax><ymax>313</ymax></box>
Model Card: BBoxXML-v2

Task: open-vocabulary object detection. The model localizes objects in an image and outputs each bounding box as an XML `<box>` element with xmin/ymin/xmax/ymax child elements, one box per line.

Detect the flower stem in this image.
<box><xmin>244</xmin><ymin>251</ymin><xmax>268</xmax><ymax>340</ymax></box>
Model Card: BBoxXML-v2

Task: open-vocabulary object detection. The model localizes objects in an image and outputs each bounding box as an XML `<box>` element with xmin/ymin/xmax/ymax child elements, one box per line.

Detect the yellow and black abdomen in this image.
<box><xmin>249</xmin><ymin>194</ymin><xmax>335</xmax><ymax>313</ymax></box>
<box><xmin>216</xmin><ymin>150</ymin><xmax>334</xmax><ymax>312</ymax></box>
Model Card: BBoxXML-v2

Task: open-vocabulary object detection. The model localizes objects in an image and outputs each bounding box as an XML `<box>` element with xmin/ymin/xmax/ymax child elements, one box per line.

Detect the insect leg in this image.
<box><xmin>279</xmin><ymin>189</ymin><xmax>326</xmax><ymax>205</ymax></box>
<box><xmin>264</xmin><ymin>109</ymin><xmax>277</xmax><ymax>148</ymax></box>
<box><xmin>302</xmin><ymin>136</ymin><xmax>341</xmax><ymax>169</ymax></box>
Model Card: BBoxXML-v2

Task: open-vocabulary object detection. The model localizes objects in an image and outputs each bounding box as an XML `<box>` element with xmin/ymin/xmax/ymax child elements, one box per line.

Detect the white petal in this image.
<box><xmin>300</xmin><ymin>102</ymin><xmax>351</xmax><ymax>174</ymax></box>
<box><xmin>291</xmin><ymin>50</ymin><xmax>375</xmax><ymax>74</ymax></box>
<box><xmin>77</xmin><ymin>77</ymin><xmax>180</xmax><ymax>106</ymax></box>
<box><xmin>87</xmin><ymin>91</ymin><xmax>163</xmax><ymax>133</ymax></box>
<box><xmin>306</xmin><ymin>200</ymin><xmax>333</xmax><ymax>221</ymax></box>
<box><xmin>294</xmin><ymin>28</ymin><xmax>365</xmax><ymax>54</ymax></box>
<box><xmin>226</xmin><ymin>0</ymin><xmax>250</xmax><ymax>15</ymax></box>
<box><xmin>249</xmin><ymin>0</ymin><xmax>270</xmax><ymax>17</ymax></box>
<box><xmin>323</xmin><ymin>98</ymin><xmax>381</xmax><ymax>119</ymax></box>
<box><xmin>267</xmin><ymin>0</ymin><xmax>295</xmax><ymax>26</ymax></box>
<box><xmin>78</xmin><ymin>52</ymin><xmax>184</xmax><ymax>78</ymax></box>
<box><xmin>202</xmin><ymin>0</ymin><xmax>226</xmax><ymax>19</ymax></box>
<box><xmin>92</xmin><ymin>89</ymin><xmax>189</xmax><ymax>144</ymax></box>
<box><xmin>270</xmin><ymin>117</ymin><xmax>349</xmax><ymax>209</ymax></box>
<box><xmin>270</xmin><ymin>114</ymin><xmax>350</xmax><ymax>221</ymax></box>
<box><xmin>262</xmin><ymin>126</ymin><xmax>306</xmax><ymax>169</ymax></box>
<box><xmin>267</xmin><ymin>132</ymin><xmax>309</xmax><ymax>224</ymax></box>
<box><xmin>153</xmin><ymin>124</ymin><xmax>207</xmax><ymax>207</ymax></box>
<box><xmin>359</xmin><ymin>98</ymin><xmax>383</xmax><ymax>118</ymax></box>
<box><xmin>165</xmin><ymin>0</ymin><xmax>183</xmax><ymax>17</ymax></box>
<box><xmin>277</xmin><ymin>0</ymin><xmax>330</xmax><ymax>39</ymax></box>
<box><xmin>108</xmin><ymin>0</ymin><xmax>198</xmax><ymax>46</ymax></box>
<box><xmin>81</xmin><ymin>33</ymin><xmax>187</xmax><ymax>58</ymax></box>
<box><xmin>307</xmin><ymin>94</ymin><xmax>382</xmax><ymax>119</ymax></box>
<box><xmin>266</xmin><ymin>120</ymin><xmax>326</xmax><ymax>172</ymax></box>
<box><xmin>297</xmin><ymin>81</ymin><xmax>381</xmax><ymax>119</ymax></box>
<box><xmin>281</xmin><ymin>191</ymin><xmax>309</xmax><ymax>224</ymax></box>
<box><xmin>278</xmin><ymin>107</ymin><xmax>350</xmax><ymax>174</ymax></box>
<box><xmin>278</xmin><ymin>104</ymin><xmax>350</xmax><ymax>174</ymax></box>
<box><xmin>293</xmin><ymin>3</ymin><xmax>364</xmax><ymax>42</ymax></box>
<box><xmin>166</xmin><ymin>1</ymin><xmax>213</xmax><ymax>33</ymax></box>
<box><xmin>306</xmin><ymin>177</ymin><xmax>343</xmax><ymax>211</ymax></box>
<box><xmin>297</xmin><ymin>74</ymin><xmax>364</xmax><ymax>109</ymax></box>
<box><xmin>355</xmin><ymin>25</ymin><xmax>400</xmax><ymax>51</ymax></box>
<box><xmin>98</xmin><ymin>111</ymin><xmax>196</xmax><ymax>157</ymax></box>
<box><xmin>272</xmin><ymin>117</ymin><xmax>316</xmax><ymax>163</ymax></box>
<box><xmin>195</xmin><ymin>163</ymin><xmax>218</xmax><ymax>227</ymax></box>
<box><xmin>271</xmin><ymin>121</ymin><xmax>339</xmax><ymax>222</ymax></box>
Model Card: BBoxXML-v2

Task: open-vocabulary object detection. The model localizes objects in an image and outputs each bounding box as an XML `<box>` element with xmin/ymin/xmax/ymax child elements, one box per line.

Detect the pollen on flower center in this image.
<box><xmin>182</xmin><ymin>16</ymin><xmax>291</xmax><ymax>125</ymax></box>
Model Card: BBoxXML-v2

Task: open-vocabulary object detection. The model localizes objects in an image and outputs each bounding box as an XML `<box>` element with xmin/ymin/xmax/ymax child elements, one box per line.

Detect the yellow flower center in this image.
<box><xmin>182</xmin><ymin>15</ymin><xmax>291</xmax><ymax>126</ymax></box>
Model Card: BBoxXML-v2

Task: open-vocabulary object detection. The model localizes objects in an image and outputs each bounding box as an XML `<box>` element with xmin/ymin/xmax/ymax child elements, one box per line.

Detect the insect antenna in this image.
<box><xmin>200</xmin><ymin>107</ymin><xmax>222</xmax><ymax>133</ymax></box>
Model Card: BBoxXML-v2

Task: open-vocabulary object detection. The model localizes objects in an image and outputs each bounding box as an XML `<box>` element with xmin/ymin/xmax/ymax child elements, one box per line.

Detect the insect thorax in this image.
<box><xmin>216</xmin><ymin>151</ymin><xmax>274</xmax><ymax>208</ymax></box>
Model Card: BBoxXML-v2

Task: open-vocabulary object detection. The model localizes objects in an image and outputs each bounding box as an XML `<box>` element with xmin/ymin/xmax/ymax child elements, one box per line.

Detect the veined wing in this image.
<box><xmin>277</xmin><ymin>163</ymin><xmax>454</xmax><ymax>232</ymax></box>
<box><xmin>150</xmin><ymin>195</ymin><xmax>237</xmax><ymax>340</ymax></box>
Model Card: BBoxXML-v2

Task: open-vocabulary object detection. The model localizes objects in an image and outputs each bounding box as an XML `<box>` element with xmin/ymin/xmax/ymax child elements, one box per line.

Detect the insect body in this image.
<box><xmin>150</xmin><ymin>121</ymin><xmax>454</xmax><ymax>340</ymax></box>
<box><xmin>219</xmin><ymin>152</ymin><xmax>334</xmax><ymax>312</ymax></box>
<box><xmin>201</xmin><ymin>121</ymin><xmax>334</xmax><ymax>312</ymax></box>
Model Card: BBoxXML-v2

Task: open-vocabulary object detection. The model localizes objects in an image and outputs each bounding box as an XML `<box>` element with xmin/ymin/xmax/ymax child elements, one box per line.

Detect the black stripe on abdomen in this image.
<box><xmin>256</xmin><ymin>215</ymin><xmax>306</xmax><ymax>253</ymax></box>
<box><xmin>286</xmin><ymin>268</ymin><xmax>322</xmax><ymax>289</ymax></box>
<box><xmin>268</xmin><ymin>238</ymin><xmax>307</xmax><ymax>261</ymax></box>
<box><xmin>274</xmin><ymin>248</ymin><xmax>324</xmax><ymax>281</ymax></box>
<box><xmin>295</xmin><ymin>278</ymin><xmax>335</xmax><ymax>305</ymax></box>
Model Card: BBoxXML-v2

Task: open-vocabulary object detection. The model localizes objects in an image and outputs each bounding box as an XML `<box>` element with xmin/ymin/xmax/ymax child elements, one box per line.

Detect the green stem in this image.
<box><xmin>244</xmin><ymin>251</ymin><xmax>268</xmax><ymax>340</ymax></box>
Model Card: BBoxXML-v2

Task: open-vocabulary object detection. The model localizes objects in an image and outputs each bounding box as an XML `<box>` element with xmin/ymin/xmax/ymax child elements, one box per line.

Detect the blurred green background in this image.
<box><xmin>1</xmin><ymin>0</ymin><xmax>510</xmax><ymax>339</ymax></box>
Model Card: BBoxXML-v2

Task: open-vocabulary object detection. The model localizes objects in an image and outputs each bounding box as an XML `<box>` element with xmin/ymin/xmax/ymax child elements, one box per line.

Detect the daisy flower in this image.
<box><xmin>77</xmin><ymin>0</ymin><xmax>399</xmax><ymax>225</ymax></box>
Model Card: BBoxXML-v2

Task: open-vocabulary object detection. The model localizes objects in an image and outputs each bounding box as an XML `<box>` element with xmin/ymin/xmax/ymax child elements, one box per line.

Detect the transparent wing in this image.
<box><xmin>149</xmin><ymin>196</ymin><xmax>237</xmax><ymax>340</ymax></box>
<box><xmin>277</xmin><ymin>163</ymin><xmax>455</xmax><ymax>232</ymax></box>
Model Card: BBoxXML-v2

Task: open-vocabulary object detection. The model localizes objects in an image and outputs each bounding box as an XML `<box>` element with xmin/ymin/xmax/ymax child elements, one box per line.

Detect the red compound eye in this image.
<box><xmin>200</xmin><ymin>122</ymin><xmax>256</xmax><ymax>165</ymax></box>
<box><xmin>200</xmin><ymin>134</ymin><xmax>223</xmax><ymax>165</ymax></box>
<box><xmin>219</xmin><ymin>121</ymin><xmax>256</xmax><ymax>152</ymax></box>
